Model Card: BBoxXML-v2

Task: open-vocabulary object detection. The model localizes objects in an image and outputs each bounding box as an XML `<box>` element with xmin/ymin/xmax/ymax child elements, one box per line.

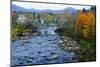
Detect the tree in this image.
<box><xmin>75</xmin><ymin>11</ymin><xmax>96</xmax><ymax>39</ymax></box>
<box><xmin>90</xmin><ymin>6</ymin><xmax>96</xmax><ymax>14</ymax></box>
<box><xmin>82</xmin><ymin>8</ymin><xmax>87</xmax><ymax>13</ymax></box>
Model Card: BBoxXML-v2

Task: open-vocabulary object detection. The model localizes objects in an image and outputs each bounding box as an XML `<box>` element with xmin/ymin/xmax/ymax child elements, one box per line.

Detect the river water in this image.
<box><xmin>11</xmin><ymin>23</ymin><xmax>78</xmax><ymax>66</ymax></box>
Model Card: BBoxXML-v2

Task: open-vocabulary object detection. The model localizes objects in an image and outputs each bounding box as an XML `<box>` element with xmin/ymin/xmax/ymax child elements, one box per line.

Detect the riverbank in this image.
<box><xmin>55</xmin><ymin>27</ymin><xmax>96</xmax><ymax>62</ymax></box>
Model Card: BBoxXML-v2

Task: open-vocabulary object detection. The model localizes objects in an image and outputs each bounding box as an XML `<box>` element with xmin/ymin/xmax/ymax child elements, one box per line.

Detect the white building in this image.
<box><xmin>17</xmin><ymin>15</ymin><xmax>26</xmax><ymax>23</ymax></box>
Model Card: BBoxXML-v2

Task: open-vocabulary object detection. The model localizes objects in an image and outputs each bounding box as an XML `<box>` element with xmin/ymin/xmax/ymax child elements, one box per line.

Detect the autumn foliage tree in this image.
<box><xmin>75</xmin><ymin>11</ymin><xmax>96</xmax><ymax>39</ymax></box>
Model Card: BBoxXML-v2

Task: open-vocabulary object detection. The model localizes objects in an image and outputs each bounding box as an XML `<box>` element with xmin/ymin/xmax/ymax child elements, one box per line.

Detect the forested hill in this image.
<box><xmin>12</xmin><ymin>4</ymin><xmax>77</xmax><ymax>14</ymax></box>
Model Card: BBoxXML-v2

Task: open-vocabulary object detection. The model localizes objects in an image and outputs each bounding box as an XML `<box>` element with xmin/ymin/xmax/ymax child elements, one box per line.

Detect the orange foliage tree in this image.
<box><xmin>75</xmin><ymin>11</ymin><xmax>96</xmax><ymax>39</ymax></box>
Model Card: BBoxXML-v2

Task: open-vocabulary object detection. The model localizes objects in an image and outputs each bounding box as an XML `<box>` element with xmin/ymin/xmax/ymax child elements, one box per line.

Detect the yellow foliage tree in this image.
<box><xmin>75</xmin><ymin>11</ymin><xmax>96</xmax><ymax>39</ymax></box>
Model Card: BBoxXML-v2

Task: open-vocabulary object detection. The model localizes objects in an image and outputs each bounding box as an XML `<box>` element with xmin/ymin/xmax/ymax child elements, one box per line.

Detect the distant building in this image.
<box><xmin>17</xmin><ymin>14</ymin><xmax>33</xmax><ymax>23</ymax></box>
<box><xmin>17</xmin><ymin>15</ymin><xmax>26</xmax><ymax>23</ymax></box>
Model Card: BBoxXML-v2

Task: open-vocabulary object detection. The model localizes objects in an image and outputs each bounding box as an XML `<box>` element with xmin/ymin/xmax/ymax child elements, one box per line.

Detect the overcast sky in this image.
<box><xmin>12</xmin><ymin>1</ymin><xmax>91</xmax><ymax>10</ymax></box>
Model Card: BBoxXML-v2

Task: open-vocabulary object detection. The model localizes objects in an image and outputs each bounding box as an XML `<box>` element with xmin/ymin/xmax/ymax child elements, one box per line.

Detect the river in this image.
<box><xmin>11</xmin><ymin>23</ymin><xmax>78</xmax><ymax>66</ymax></box>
